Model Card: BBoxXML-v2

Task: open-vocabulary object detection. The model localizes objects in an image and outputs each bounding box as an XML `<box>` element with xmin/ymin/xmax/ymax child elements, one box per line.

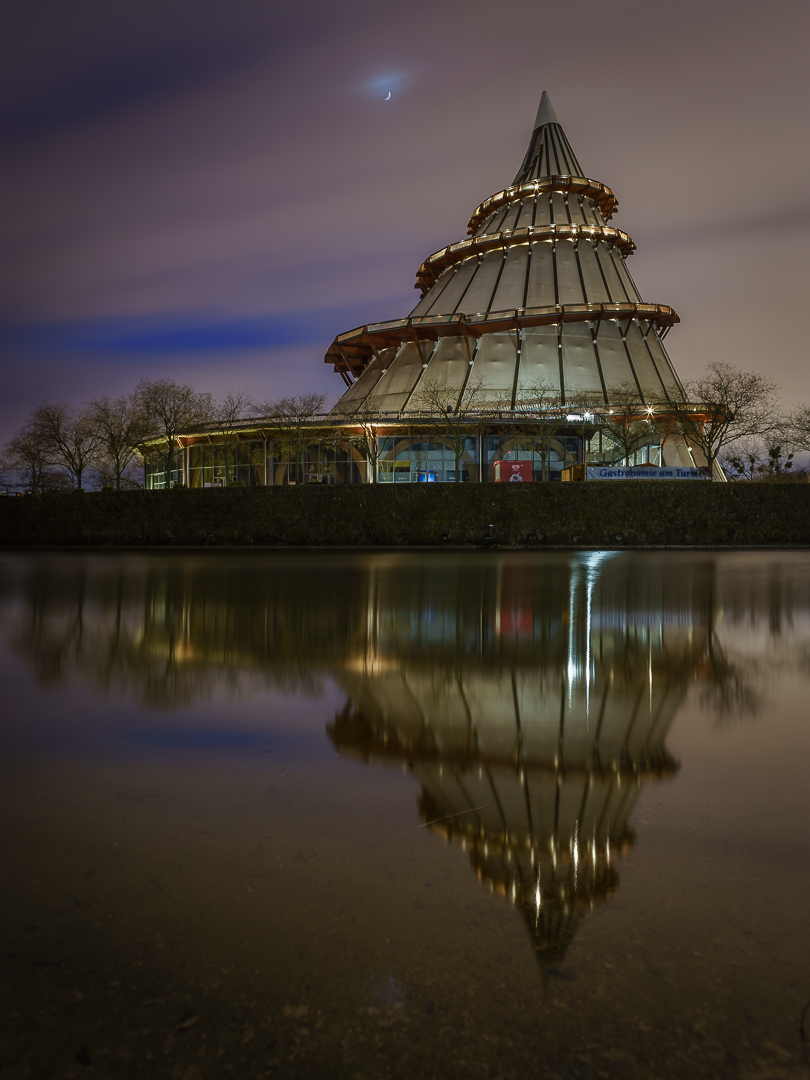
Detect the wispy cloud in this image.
<box><xmin>1</xmin><ymin>304</ymin><xmax>378</xmax><ymax>357</ymax></box>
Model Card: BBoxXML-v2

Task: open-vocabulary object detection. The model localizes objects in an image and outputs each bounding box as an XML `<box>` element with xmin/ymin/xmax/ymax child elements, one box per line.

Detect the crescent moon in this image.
<box><xmin>385</xmin><ymin>92</ymin><xmax>391</xmax><ymax>100</ymax></box>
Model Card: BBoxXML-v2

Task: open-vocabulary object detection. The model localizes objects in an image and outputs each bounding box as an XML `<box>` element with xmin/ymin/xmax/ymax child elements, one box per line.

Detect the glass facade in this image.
<box><xmin>377</xmin><ymin>436</ymin><xmax>477</xmax><ymax>483</ymax></box>
<box><xmin>143</xmin><ymin>450</ymin><xmax>184</xmax><ymax>491</ymax></box>
<box><xmin>144</xmin><ymin>439</ymin><xmax>366</xmax><ymax>490</ymax></box>
<box><xmin>484</xmin><ymin>435</ymin><xmax>580</xmax><ymax>481</ymax></box>
<box><xmin>188</xmin><ymin>441</ymin><xmax>267</xmax><ymax>488</ymax></box>
<box><xmin>142</xmin><ymin>427</ymin><xmax>676</xmax><ymax>489</ymax></box>
<box><xmin>269</xmin><ymin>440</ymin><xmax>364</xmax><ymax>486</ymax></box>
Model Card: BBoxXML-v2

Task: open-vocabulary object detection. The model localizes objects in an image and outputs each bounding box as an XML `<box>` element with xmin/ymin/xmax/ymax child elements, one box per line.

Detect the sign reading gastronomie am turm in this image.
<box><xmin>586</xmin><ymin>467</ymin><xmax>704</xmax><ymax>480</ymax></box>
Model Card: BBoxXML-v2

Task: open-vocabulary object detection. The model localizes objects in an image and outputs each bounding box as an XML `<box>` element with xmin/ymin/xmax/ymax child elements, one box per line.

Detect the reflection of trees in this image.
<box><xmin>0</xmin><ymin>552</ymin><xmax>805</xmax><ymax>718</ymax></box>
<box><xmin>0</xmin><ymin>556</ymin><xmax>370</xmax><ymax>708</ymax></box>
<box><xmin>2</xmin><ymin>551</ymin><xmax>807</xmax><ymax>963</ymax></box>
<box><xmin>699</xmin><ymin>628</ymin><xmax>762</xmax><ymax>721</ymax></box>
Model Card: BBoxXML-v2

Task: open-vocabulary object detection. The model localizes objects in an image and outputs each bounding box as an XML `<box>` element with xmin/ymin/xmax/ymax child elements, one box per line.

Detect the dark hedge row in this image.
<box><xmin>1</xmin><ymin>483</ymin><xmax>809</xmax><ymax>548</ymax></box>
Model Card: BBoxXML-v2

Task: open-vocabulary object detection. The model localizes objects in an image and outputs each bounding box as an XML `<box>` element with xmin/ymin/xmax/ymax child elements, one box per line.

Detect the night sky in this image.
<box><xmin>2</xmin><ymin>0</ymin><xmax>809</xmax><ymax>443</ymax></box>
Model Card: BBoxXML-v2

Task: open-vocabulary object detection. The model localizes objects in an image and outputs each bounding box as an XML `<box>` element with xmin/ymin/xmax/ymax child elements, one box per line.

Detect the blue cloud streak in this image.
<box><xmin>1</xmin><ymin>304</ymin><xmax>379</xmax><ymax>357</ymax></box>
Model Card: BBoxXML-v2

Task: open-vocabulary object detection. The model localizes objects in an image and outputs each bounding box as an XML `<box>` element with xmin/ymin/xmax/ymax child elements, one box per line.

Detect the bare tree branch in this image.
<box><xmin>212</xmin><ymin>389</ymin><xmax>256</xmax><ymax>486</ymax></box>
<box><xmin>29</xmin><ymin>402</ymin><xmax>104</xmax><ymax>490</ymax></box>
<box><xmin>87</xmin><ymin>393</ymin><xmax>148</xmax><ymax>490</ymax></box>
<box><xmin>511</xmin><ymin>378</ymin><xmax>562</xmax><ymax>481</ymax></box>
<box><xmin>136</xmin><ymin>379</ymin><xmax>214</xmax><ymax>488</ymax></box>
<box><xmin>601</xmin><ymin>383</ymin><xmax>658</xmax><ymax>465</ymax></box>
<box><xmin>675</xmin><ymin>362</ymin><xmax>779</xmax><ymax>477</ymax></box>
<box><xmin>331</xmin><ymin>397</ymin><xmax>385</xmax><ymax>483</ymax></box>
<box><xmin>254</xmin><ymin>392</ymin><xmax>327</xmax><ymax>485</ymax></box>
<box><xmin>413</xmin><ymin>375</ymin><xmax>484</xmax><ymax>483</ymax></box>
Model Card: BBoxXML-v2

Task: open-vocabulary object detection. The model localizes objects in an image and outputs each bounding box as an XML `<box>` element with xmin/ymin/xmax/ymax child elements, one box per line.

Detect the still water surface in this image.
<box><xmin>1</xmin><ymin>551</ymin><xmax>809</xmax><ymax>1080</ymax></box>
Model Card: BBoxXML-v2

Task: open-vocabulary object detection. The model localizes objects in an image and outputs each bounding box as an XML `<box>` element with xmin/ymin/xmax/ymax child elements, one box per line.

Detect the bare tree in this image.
<box><xmin>3</xmin><ymin>427</ymin><xmax>50</xmax><ymax>493</ymax></box>
<box><xmin>676</xmin><ymin>362</ymin><xmax>779</xmax><ymax>478</ymax></box>
<box><xmin>0</xmin><ymin>454</ymin><xmax>16</xmax><ymax>494</ymax></box>
<box><xmin>254</xmin><ymin>392</ymin><xmax>326</xmax><ymax>485</ymax></box>
<box><xmin>90</xmin><ymin>459</ymin><xmax>144</xmax><ymax>491</ymax></box>
<box><xmin>512</xmin><ymin>378</ymin><xmax>562</xmax><ymax>481</ymax></box>
<box><xmin>760</xmin><ymin>440</ymin><xmax>795</xmax><ymax>479</ymax></box>
<box><xmin>332</xmin><ymin>398</ymin><xmax>386</xmax><ymax>483</ymax></box>
<box><xmin>212</xmin><ymin>389</ymin><xmax>256</xmax><ymax>486</ymax></box>
<box><xmin>29</xmin><ymin>402</ymin><xmax>103</xmax><ymax>490</ymax></box>
<box><xmin>87</xmin><ymin>393</ymin><xmax>148</xmax><ymax>490</ymax></box>
<box><xmin>787</xmin><ymin>404</ymin><xmax>810</xmax><ymax>455</ymax></box>
<box><xmin>720</xmin><ymin>438</ymin><xmax>765</xmax><ymax>481</ymax></box>
<box><xmin>136</xmin><ymin>379</ymin><xmax>213</xmax><ymax>488</ymax></box>
<box><xmin>413</xmin><ymin>375</ymin><xmax>484</xmax><ymax>482</ymax></box>
<box><xmin>601</xmin><ymin>383</ymin><xmax>659</xmax><ymax>465</ymax></box>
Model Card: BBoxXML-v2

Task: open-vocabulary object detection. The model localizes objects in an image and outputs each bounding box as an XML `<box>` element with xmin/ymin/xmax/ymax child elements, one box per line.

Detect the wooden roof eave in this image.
<box><xmin>415</xmin><ymin>223</ymin><xmax>636</xmax><ymax>294</ymax></box>
<box><xmin>466</xmin><ymin>175</ymin><xmax>619</xmax><ymax>235</ymax></box>
<box><xmin>325</xmin><ymin>303</ymin><xmax>679</xmax><ymax>372</ymax></box>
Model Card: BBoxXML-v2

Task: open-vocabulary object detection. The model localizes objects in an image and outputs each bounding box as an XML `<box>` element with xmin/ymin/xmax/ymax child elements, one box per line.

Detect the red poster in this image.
<box><xmin>494</xmin><ymin>460</ymin><xmax>533</xmax><ymax>482</ymax></box>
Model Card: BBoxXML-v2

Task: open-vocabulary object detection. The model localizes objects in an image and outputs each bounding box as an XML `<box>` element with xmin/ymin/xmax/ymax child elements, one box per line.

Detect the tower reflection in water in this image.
<box><xmin>1</xmin><ymin>552</ymin><xmax>722</xmax><ymax>965</ymax></box>
<box><xmin>329</xmin><ymin>554</ymin><xmax>713</xmax><ymax>965</ymax></box>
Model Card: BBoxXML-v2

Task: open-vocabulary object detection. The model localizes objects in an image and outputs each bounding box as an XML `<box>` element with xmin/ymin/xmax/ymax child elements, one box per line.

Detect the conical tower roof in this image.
<box><xmin>512</xmin><ymin>90</ymin><xmax>584</xmax><ymax>184</ymax></box>
<box><xmin>326</xmin><ymin>91</ymin><xmax>686</xmax><ymax>415</ymax></box>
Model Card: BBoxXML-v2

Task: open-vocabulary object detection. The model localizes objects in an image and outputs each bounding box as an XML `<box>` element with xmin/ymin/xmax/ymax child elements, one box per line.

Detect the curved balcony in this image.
<box><xmin>415</xmin><ymin>224</ymin><xmax>636</xmax><ymax>295</ymax></box>
<box><xmin>326</xmin><ymin>302</ymin><xmax>679</xmax><ymax>377</ymax></box>
<box><xmin>467</xmin><ymin>175</ymin><xmax>619</xmax><ymax>234</ymax></box>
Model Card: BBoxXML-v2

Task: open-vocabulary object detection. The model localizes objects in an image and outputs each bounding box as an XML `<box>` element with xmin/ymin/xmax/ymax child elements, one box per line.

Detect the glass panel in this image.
<box><xmin>543</xmin><ymin>131</ymin><xmax>560</xmax><ymax>176</ymax></box>
<box><xmin>188</xmin><ymin>445</ymin><xmax>203</xmax><ymax>489</ymax></box>
<box><xmin>644</xmin><ymin>328</ymin><xmax>683</xmax><ymax>400</ymax></box>
<box><xmin>365</xmin><ymin>342</ymin><xmax>428</xmax><ymax>413</ymax></box>
<box><xmin>410</xmin><ymin>266</ymin><xmax>455</xmax><ymax>317</ymax></box>
<box><xmin>595</xmin><ymin>244</ymin><xmax>627</xmax><ymax>302</ymax></box>
<box><xmin>249</xmin><ymin>441</ymin><xmax>266</xmax><ymax>486</ymax></box>
<box><xmin>567</xmin><ymin>196</ymin><xmax>586</xmax><ymax>225</ymax></box>
<box><xmin>500</xmin><ymin>202</ymin><xmax>521</xmax><ymax>231</ymax></box>
<box><xmin>553</xmin><ymin>128</ymin><xmax>583</xmax><ymax>176</ymax></box>
<box><xmin>396</xmin><ymin>435</ymin><xmax>477</xmax><ymax>483</ymax></box>
<box><xmin>516</xmin><ymin>200</ymin><xmax>534</xmax><ymax>229</ymax></box>
<box><xmin>426</xmin><ymin>258</ymin><xmax>477</xmax><ymax>315</ymax></box>
<box><xmin>624</xmin><ymin>321</ymin><xmax>666</xmax><ymax>400</ymax></box>
<box><xmin>555</xmin><ymin>241</ymin><xmax>584</xmax><ymax>305</ymax></box>
<box><xmin>415</xmin><ymin>336</ymin><xmax>471</xmax><ymax>405</ymax></box>
<box><xmin>457</xmin><ymin>251</ymin><xmax>504</xmax><ymax>315</ymax></box>
<box><xmin>472</xmin><ymin>333</ymin><xmax>519</xmax><ymax>407</ymax></box>
<box><xmin>146</xmin><ymin>449</ymin><xmax>184</xmax><ymax>490</ymax></box>
<box><xmin>609</xmin><ymin>248</ymin><xmax>641</xmax><ymax>302</ymax></box>
<box><xmin>526</xmin><ymin>242</ymin><xmax>556</xmax><ymax>307</ymax></box>
<box><xmin>473</xmin><ymin>211</ymin><xmax>496</xmax><ymax>238</ymax></box>
<box><xmin>533</xmin><ymin>196</ymin><xmax>551</xmax><ymax>227</ymax></box>
<box><xmin>578</xmin><ymin>242</ymin><xmax>609</xmax><ymax>304</ymax></box>
<box><xmin>333</xmin><ymin>352</ymin><xmax>388</xmax><ymax>412</ymax></box>
<box><xmin>533</xmin><ymin>140</ymin><xmax>550</xmax><ymax>181</ymax></box>
<box><xmin>562</xmin><ymin>323</ymin><xmax>603</xmax><ymax>401</ymax></box>
<box><xmin>595</xmin><ymin>321</ymin><xmax>635</xmax><ymax>394</ymax></box>
<box><xmin>490</xmin><ymin>245</ymin><xmax>529</xmax><ymax>311</ymax></box>
<box><xmin>550</xmin><ymin>192</ymin><xmax>568</xmax><ymax>223</ymax></box>
<box><xmin>486</xmin><ymin>205</ymin><xmax>510</xmax><ymax>235</ymax></box>
<box><xmin>515</xmin><ymin>325</ymin><xmax>561</xmax><ymax>399</ymax></box>
<box><xmin>579</xmin><ymin>197</ymin><xmax>599</xmax><ymax>226</ymax></box>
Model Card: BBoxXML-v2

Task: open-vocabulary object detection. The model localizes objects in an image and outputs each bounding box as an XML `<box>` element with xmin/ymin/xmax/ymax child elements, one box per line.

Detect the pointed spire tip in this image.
<box><xmin>533</xmin><ymin>90</ymin><xmax>559</xmax><ymax>130</ymax></box>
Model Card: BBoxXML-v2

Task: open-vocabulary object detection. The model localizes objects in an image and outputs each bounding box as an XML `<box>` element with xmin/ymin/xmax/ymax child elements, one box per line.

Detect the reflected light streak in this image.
<box><xmin>581</xmin><ymin>552</ymin><xmax>617</xmax><ymax>719</ymax></box>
